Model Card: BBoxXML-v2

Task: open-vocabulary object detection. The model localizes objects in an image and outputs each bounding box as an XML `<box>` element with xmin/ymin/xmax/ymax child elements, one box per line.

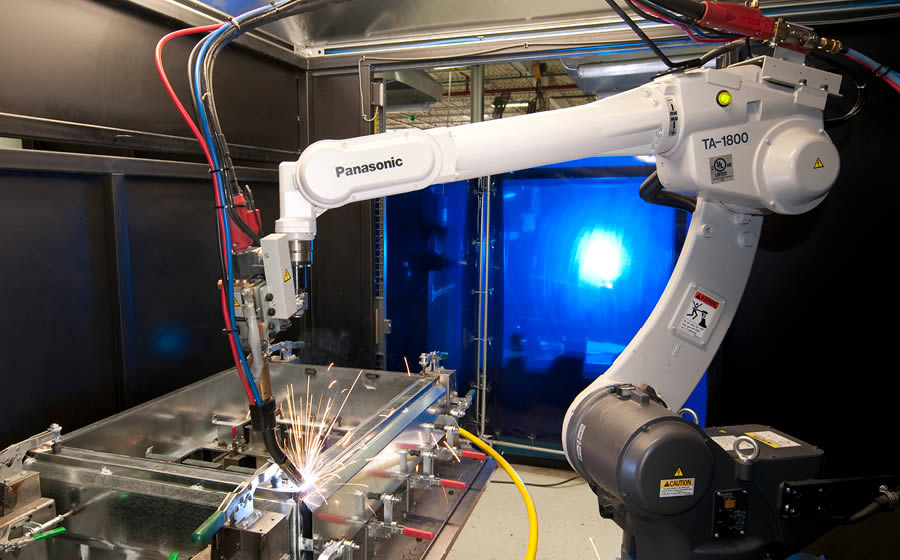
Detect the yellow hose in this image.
<box><xmin>459</xmin><ymin>428</ymin><xmax>538</xmax><ymax>560</ymax></box>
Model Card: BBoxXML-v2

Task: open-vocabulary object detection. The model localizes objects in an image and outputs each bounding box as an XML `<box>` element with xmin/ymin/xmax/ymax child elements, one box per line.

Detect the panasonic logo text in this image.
<box><xmin>335</xmin><ymin>157</ymin><xmax>403</xmax><ymax>178</ymax></box>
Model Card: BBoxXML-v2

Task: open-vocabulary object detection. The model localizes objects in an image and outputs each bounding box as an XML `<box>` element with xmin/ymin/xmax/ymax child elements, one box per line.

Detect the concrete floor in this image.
<box><xmin>445</xmin><ymin>464</ymin><xmax>622</xmax><ymax>560</ymax></box>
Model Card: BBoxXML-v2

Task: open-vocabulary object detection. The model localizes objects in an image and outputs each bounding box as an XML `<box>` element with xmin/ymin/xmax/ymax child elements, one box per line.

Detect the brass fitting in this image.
<box><xmin>770</xmin><ymin>19</ymin><xmax>842</xmax><ymax>54</ymax></box>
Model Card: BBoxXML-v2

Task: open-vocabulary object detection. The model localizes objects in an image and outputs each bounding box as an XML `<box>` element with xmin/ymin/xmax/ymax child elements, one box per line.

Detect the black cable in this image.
<box><xmin>648</xmin><ymin>0</ymin><xmax>706</xmax><ymax>20</ymax></box>
<box><xmin>195</xmin><ymin>0</ymin><xmax>346</xmax><ymax>246</ymax></box>
<box><xmin>624</xmin><ymin>0</ymin><xmax>670</xmax><ymax>24</ymax></box>
<box><xmin>635</xmin><ymin>0</ymin><xmax>695</xmax><ymax>25</ymax></box>
<box><xmin>839</xmin><ymin>489</ymin><xmax>899</xmax><ymax>524</ymax></box>
<box><xmin>807</xmin><ymin>51</ymin><xmax>868</xmax><ymax>126</ymax></box>
<box><xmin>639</xmin><ymin>171</ymin><xmax>697</xmax><ymax>213</ymax></box>
<box><xmin>698</xmin><ymin>39</ymin><xmax>754</xmax><ymax>66</ymax></box>
<box><xmin>491</xmin><ymin>475</ymin><xmax>583</xmax><ymax>488</ymax></box>
<box><xmin>601</xmin><ymin>0</ymin><xmax>701</xmax><ymax>69</ymax></box>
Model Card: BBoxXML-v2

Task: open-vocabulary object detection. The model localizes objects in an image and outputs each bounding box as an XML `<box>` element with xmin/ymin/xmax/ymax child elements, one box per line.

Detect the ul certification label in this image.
<box><xmin>709</xmin><ymin>154</ymin><xmax>734</xmax><ymax>184</ymax></box>
<box><xmin>660</xmin><ymin>478</ymin><xmax>695</xmax><ymax>498</ymax></box>
<box><xmin>674</xmin><ymin>286</ymin><xmax>724</xmax><ymax>345</ymax></box>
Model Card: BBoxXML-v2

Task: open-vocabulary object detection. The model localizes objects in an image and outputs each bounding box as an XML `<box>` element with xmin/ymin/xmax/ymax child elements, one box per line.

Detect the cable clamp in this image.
<box><xmin>873</xmin><ymin>64</ymin><xmax>893</xmax><ymax>79</ymax></box>
<box><xmin>878</xmin><ymin>485</ymin><xmax>899</xmax><ymax>510</ymax></box>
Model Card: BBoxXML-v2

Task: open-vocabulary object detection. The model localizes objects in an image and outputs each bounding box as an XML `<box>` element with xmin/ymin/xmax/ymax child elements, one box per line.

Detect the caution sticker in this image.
<box><xmin>711</xmin><ymin>435</ymin><xmax>756</xmax><ymax>453</ymax></box>
<box><xmin>745</xmin><ymin>431</ymin><xmax>800</xmax><ymax>448</ymax></box>
<box><xmin>660</xmin><ymin>478</ymin><xmax>695</xmax><ymax>498</ymax></box>
<box><xmin>814</xmin><ymin>157</ymin><xmax>824</xmax><ymax>169</ymax></box>
<box><xmin>283</xmin><ymin>268</ymin><xmax>291</xmax><ymax>283</ymax></box>
<box><xmin>673</xmin><ymin>285</ymin><xmax>724</xmax><ymax>345</ymax></box>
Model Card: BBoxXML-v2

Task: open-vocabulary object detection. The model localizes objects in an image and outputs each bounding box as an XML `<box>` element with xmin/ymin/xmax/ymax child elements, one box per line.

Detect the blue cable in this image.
<box><xmin>847</xmin><ymin>47</ymin><xmax>900</xmax><ymax>90</ymax></box>
<box><xmin>192</xmin><ymin>6</ymin><xmax>278</xmax><ymax>405</ymax></box>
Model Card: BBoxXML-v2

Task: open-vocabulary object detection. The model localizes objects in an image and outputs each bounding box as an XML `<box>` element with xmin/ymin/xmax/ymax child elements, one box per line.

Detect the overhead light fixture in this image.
<box><xmin>491</xmin><ymin>102</ymin><xmax>530</xmax><ymax>108</ymax></box>
<box><xmin>576</xmin><ymin>58</ymin><xmax>715</xmax><ymax>79</ymax></box>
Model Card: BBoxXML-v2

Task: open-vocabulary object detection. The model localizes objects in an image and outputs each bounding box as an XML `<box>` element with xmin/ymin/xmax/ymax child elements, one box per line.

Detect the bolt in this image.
<box><xmin>700</xmin><ymin>224</ymin><xmax>714</xmax><ymax>238</ymax></box>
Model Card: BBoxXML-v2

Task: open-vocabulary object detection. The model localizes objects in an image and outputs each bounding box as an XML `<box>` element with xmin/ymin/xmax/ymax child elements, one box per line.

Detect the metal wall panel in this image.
<box><xmin>0</xmin><ymin>150</ymin><xmax>281</xmax><ymax>448</ymax></box>
<box><xmin>123</xmin><ymin>176</ymin><xmax>277</xmax><ymax>405</ymax></box>
<box><xmin>0</xmin><ymin>170</ymin><xmax>120</xmax><ymax>447</ymax></box>
<box><xmin>0</xmin><ymin>0</ymin><xmax>302</xmax><ymax>157</ymax></box>
<box><xmin>306</xmin><ymin>72</ymin><xmax>377</xmax><ymax>369</ymax></box>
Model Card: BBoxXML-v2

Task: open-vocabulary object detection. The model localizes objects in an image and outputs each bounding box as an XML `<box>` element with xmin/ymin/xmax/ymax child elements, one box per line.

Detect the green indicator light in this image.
<box><xmin>716</xmin><ymin>90</ymin><xmax>732</xmax><ymax>107</ymax></box>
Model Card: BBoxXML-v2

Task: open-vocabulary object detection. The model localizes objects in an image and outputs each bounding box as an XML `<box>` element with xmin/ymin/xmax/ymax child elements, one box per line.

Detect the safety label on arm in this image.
<box><xmin>672</xmin><ymin>285</ymin><xmax>725</xmax><ymax>346</ymax></box>
<box><xmin>659</xmin><ymin>478</ymin><xmax>695</xmax><ymax>498</ymax></box>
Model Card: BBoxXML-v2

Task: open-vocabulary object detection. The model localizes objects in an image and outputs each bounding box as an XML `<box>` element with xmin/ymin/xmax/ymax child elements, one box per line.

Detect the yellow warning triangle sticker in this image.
<box><xmin>283</xmin><ymin>268</ymin><xmax>291</xmax><ymax>282</ymax></box>
<box><xmin>234</xmin><ymin>297</ymin><xmax>239</xmax><ymax>307</ymax></box>
<box><xmin>674</xmin><ymin>468</ymin><xmax>684</xmax><ymax>477</ymax></box>
<box><xmin>814</xmin><ymin>158</ymin><xmax>824</xmax><ymax>169</ymax></box>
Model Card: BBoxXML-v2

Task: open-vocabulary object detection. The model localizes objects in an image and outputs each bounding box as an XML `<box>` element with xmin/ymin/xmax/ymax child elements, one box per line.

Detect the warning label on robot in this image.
<box><xmin>709</xmin><ymin>154</ymin><xmax>734</xmax><ymax>184</ymax></box>
<box><xmin>674</xmin><ymin>287</ymin><xmax>723</xmax><ymax>345</ymax></box>
<box><xmin>746</xmin><ymin>431</ymin><xmax>800</xmax><ymax>448</ymax></box>
<box><xmin>660</xmin><ymin>478</ymin><xmax>695</xmax><ymax>498</ymax></box>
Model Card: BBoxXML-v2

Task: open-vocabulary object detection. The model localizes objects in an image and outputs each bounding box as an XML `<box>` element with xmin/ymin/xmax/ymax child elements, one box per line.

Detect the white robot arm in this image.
<box><xmin>265</xmin><ymin>54</ymin><xmax>839</xmax><ymax>403</ymax></box>
<box><xmin>262</xmin><ymin>55</ymin><xmax>842</xmax><ymax>558</ymax></box>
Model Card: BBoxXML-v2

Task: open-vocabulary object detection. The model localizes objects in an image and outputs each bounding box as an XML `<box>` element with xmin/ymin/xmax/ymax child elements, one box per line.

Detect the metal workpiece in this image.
<box><xmin>23</xmin><ymin>363</ymin><xmax>489</xmax><ymax>559</ymax></box>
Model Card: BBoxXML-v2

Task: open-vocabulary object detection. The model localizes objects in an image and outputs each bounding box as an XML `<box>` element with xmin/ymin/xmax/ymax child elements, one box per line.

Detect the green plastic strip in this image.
<box><xmin>32</xmin><ymin>527</ymin><xmax>66</xmax><ymax>541</ymax></box>
<box><xmin>191</xmin><ymin>511</ymin><xmax>226</xmax><ymax>545</ymax></box>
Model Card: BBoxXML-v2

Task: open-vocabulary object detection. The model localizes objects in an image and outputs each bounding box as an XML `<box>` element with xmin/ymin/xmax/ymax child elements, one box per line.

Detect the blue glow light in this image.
<box><xmin>575</xmin><ymin>229</ymin><xmax>627</xmax><ymax>289</ymax></box>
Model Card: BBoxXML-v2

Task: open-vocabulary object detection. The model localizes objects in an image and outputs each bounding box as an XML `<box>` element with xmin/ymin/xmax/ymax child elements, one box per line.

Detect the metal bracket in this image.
<box><xmin>419</xmin><ymin>351</ymin><xmax>449</xmax><ymax>373</ymax></box>
<box><xmin>319</xmin><ymin>539</ymin><xmax>359</xmax><ymax>560</ymax></box>
<box><xmin>0</xmin><ymin>425</ymin><xmax>61</xmax><ymax>482</ymax></box>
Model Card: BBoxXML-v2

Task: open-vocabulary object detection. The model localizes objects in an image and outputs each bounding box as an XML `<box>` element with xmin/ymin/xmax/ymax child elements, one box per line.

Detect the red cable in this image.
<box><xmin>845</xmin><ymin>53</ymin><xmax>900</xmax><ymax>95</ymax></box>
<box><xmin>155</xmin><ymin>25</ymin><xmax>257</xmax><ymax>405</ymax></box>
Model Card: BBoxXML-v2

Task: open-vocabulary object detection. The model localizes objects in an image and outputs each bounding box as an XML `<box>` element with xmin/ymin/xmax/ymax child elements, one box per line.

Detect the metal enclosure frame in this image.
<box><xmin>5</xmin><ymin>0</ymin><xmax>899</xmax><ymax>453</ymax></box>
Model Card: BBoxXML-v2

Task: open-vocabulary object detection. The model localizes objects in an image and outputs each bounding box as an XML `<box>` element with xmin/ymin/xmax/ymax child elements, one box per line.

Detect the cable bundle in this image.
<box><xmin>154</xmin><ymin>0</ymin><xmax>343</xmax><ymax>405</ymax></box>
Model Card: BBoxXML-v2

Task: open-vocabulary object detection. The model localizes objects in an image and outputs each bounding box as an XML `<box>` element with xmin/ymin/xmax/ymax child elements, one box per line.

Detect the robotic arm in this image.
<box><xmin>264</xmin><ymin>53</ymin><xmax>847</xmax><ymax>559</ymax></box>
<box><xmin>266</xmin><ymin>55</ymin><xmax>840</xmax><ymax>389</ymax></box>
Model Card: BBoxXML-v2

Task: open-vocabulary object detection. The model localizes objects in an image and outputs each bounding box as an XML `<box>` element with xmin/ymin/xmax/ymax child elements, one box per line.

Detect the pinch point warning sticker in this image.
<box><xmin>674</xmin><ymin>286</ymin><xmax>724</xmax><ymax>345</ymax></box>
<box><xmin>660</xmin><ymin>478</ymin><xmax>695</xmax><ymax>498</ymax></box>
